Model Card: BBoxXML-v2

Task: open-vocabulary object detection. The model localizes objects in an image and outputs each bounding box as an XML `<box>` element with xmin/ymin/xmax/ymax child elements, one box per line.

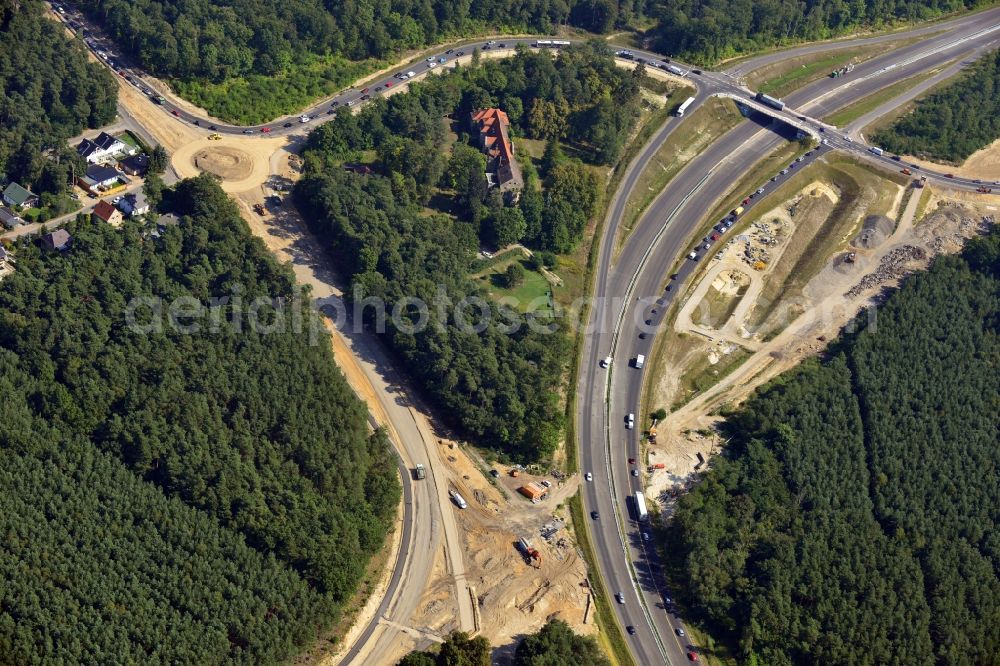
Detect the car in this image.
<box><xmin>482</xmin><ymin>44</ymin><xmax>491</xmax><ymax>50</ymax></box>
<box><xmin>209</xmin><ymin>125</ymin><xmax>217</xmax><ymax>130</ymax></box>
<box><xmin>974</xmin><ymin>179</ymin><xmax>982</xmax><ymax>183</ymax></box>
<box><xmin>284</xmin><ymin>122</ymin><xmax>293</xmax><ymax>128</ymax></box>
<box><xmin>192</xmin><ymin>119</ymin><xmax>200</xmax><ymax>126</ymax></box>
<box><xmin>770</xmin><ymin>176</ymin><xmax>777</xmax><ymax>182</ymax></box>
<box><xmin>642</xmin><ymin>532</ymin><xmax>651</xmax><ymax>541</ymax></box>
<box><xmin>664</xmin><ymin>595</ymin><xmax>673</xmax><ymax>605</ymax></box>
<box><xmin>498</xmin><ymin>43</ymin><xmax>506</xmax><ymax>47</ymax></box>
<box><xmin>628</xmin><ymin>457</ymin><xmax>636</xmax><ymax>464</ymax></box>
<box><xmin>426</xmin><ymin>56</ymin><xmax>436</xmax><ymax>62</ymax></box>
<box><xmin>676</xmin><ymin>628</ymin><xmax>685</xmax><ymax>637</ymax></box>
<box><xmin>946</xmin><ymin>173</ymin><xmax>955</xmax><ymax>178</ymax></box>
<box><xmin>639</xmin><ymin>332</ymin><xmax>647</xmax><ymax>339</ymax></box>
<box><xmin>69</xmin><ymin>193</ymin><xmax>80</xmax><ymax>200</ymax></box>
<box><xmin>361</xmin><ymin>87</ymin><xmax>370</xmax><ymax>94</ymax></box>
<box><xmin>375</xmin><ymin>86</ymin><xmax>382</xmax><ymax>92</ymax></box>
<box><xmin>710</xmin><ymin>232</ymin><xmax>720</xmax><ymax>241</ymax></box>
<box><xmin>385</xmin><ymin>81</ymin><xmax>392</xmax><ymax>87</ymax></box>
<box><xmin>591</xmin><ymin>511</ymin><xmax>600</xmax><ymax>520</ymax></box>
<box><xmin>626</xmin><ymin>413</ymin><xmax>635</xmax><ymax>429</ymax></box>
<box><xmin>445</xmin><ymin>48</ymin><xmax>454</xmax><ymax>54</ymax></box>
<box><xmin>456</xmin><ymin>51</ymin><xmax>465</xmax><ymax>56</ymax></box>
<box><xmin>438</xmin><ymin>56</ymin><xmax>447</xmax><ymax>63</ymax></box>
<box><xmin>490</xmin><ymin>469</ymin><xmax>500</xmax><ymax>478</ymax></box>
<box><xmin>703</xmin><ymin>242</ymin><xmax>711</xmax><ymax>250</ymax></box>
<box><xmin>892</xmin><ymin>155</ymin><xmax>902</xmax><ymax>161</ymax></box>
<box><xmin>687</xmin><ymin>652</ymin><xmax>698</xmax><ymax>662</ymax></box>
<box><xmin>585</xmin><ymin>472</ymin><xmax>593</xmax><ymax>481</ymax></box>
<box><xmin>756</xmin><ymin>187</ymin><xmax>765</xmax><ymax>194</ymax></box>
<box><xmin>691</xmin><ymin>68</ymin><xmax>702</xmax><ymax>74</ymax></box>
<box><xmin>796</xmin><ymin>156</ymin><xmax>804</xmax><ymax>162</ymax></box>
<box><xmin>327</xmin><ymin>109</ymin><xmax>336</xmax><ymax>115</ymax></box>
<box><xmin>615</xmin><ymin>592</ymin><xmax>625</xmax><ymax>604</ymax></box>
<box><xmin>242</xmin><ymin>129</ymin><xmax>254</xmax><ymax>134</ymax></box>
<box><xmin>600</xmin><ymin>355</ymin><xmax>612</xmax><ymax>368</ymax></box>
<box><xmin>631</xmin><ymin>469</ymin><xmax>639</xmax><ymax>477</ymax></box>
<box><xmin>804</xmin><ymin>152</ymin><xmax>813</xmax><ymax>157</ymax></box>
<box><xmin>844</xmin><ymin>135</ymin><xmax>853</xmax><ymax>142</ymax></box>
<box><xmin>361</xmin><ymin>94</ymin><xmax>370</xmax><ymax>100</ymax></box>
<box><xmin>171</xmin><ymin>109</ymin><xmax>181</xmax><ymax>117</ymax></box>
<box><xmin>260</xmin><ymin>127</ymin><xmax>271</xmax><ymax>133</ymax></box>
<box><xmin>331</xmin><ymin>100</ymin><xmax>340</xmax><ymax>107</ymax></box>
<box><xmin>427</xmin><ymin>61</ymin><xmax>437</xmax><ymax>68</ymax></box>
<box><xmin>300</xmin><ymin>115</ymin><xmax>311</xmax><ymax>123</ymax></box>
<box><xmin>626</xmin><ymin>626</ymin><xmax>636</xmax><ymax>635</ymax></box>
<box><xmin>742</xmin><ymin>197</ymin><xmax>751</xmax><ymax>205</ymax></box>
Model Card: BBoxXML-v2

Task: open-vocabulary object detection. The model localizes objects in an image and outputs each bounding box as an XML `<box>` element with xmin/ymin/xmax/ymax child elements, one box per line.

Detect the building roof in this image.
<box><xmin>40</xmin><ymin>229</ymin><xmax>72</xmax><ymax>251</ymax></box>
<box><xmin>77</xmin><ymin>131</ymin><xmax>125</xmax><ymax>159</ymax></box>
<box><xmin>92</xmin><ymin>200</ymin><xmax>119</xmax><ymax>222</ymax></box>
<box><xmin>85</xmin><ymin>164</ymin><xmax>122</xmax><ymax>183</ymax></box>
<box><xmin>0</xmin><ymin>206</ymin><xmax>22</xmax><ymax>226</ymax></box>
<box><xmin>2</xmin><ymin>182</ymin><xmax>36</xmax><ymax>206</ymax></box>
<box><xmin>119</xmin><ymin>191</ymin><xmax>149</xmax><ymax>215</ymax></box>
<box><xmin>119</xmin><ymin>153</ymin><xmax>149</xmax><ymax>173</ymax></box>
<box><xmin>470</xmin><ymin>108</ymin><xmax>523</xmax><ymax>190</ymax></box>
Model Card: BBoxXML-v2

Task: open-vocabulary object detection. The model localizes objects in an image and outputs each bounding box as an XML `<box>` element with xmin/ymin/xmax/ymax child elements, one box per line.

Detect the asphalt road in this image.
<box><xmin>576</xmin><ymin>16</ymin><xmax>1000</xmax><ymax>666</ymax></box>
<box><xmin>49</xmin><ymin>2</ymin><xmax>1000</xmax><ymax>663</ymax></box>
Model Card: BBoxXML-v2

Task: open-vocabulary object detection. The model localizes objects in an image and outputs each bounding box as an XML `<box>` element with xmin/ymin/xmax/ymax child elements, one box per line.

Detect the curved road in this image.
<box><xmin>52</xmin><ymin>3</ymin><xmax>1000</xmax><ymax>663</ymax></box>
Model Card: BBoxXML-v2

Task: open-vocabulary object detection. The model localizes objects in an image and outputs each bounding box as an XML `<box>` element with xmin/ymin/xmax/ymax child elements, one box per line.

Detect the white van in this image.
<box><xmin>634</xmin><ymin>354</ymin><xmax>645</xmax><ymax>369</ymax></box>
<box><xmin>626</xmin><ymin>413</ymin><xmax>635</xmax><ymax>429</ymax></box>
<box><xmin>601</xmin><ymin>356</ymin><xmax>612</xmax><ymax>368</ymax></box>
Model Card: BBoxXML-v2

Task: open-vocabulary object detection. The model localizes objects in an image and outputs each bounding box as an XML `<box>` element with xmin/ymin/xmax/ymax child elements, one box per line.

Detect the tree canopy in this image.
<box><xmin>0</xmin><ymin>0</ymin><xmax>117</xmax><ymax>201</ymax></box>
<box><xmin>872</xmin><ymin>48</ymin><xmax>1000</xmax><ymax>163</ymax></box>
<box><xmin>668</xmin><ymin>230</ymin><xmax>1000</xmax><ymax>664</ymax></box>
<box><xmin>650</xmin><ymin>0</ymin><xmax>989</xmax><ymax>64</ymax></box>
<box><xmin>0</xmin><ymin>175</ymin><xmax>399</xmax><ymax>662</ymax></box>
<box><xmin>295</xmin><ymin>46</ymin><xmax>643</xmax><ymax>460</ymax></box>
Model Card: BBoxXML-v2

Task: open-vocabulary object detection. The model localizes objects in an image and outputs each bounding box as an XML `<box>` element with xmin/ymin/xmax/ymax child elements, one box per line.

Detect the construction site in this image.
<box><xmin>644</xmin><ymin>153</ymin><xmax>997</xmax><ymax>512</ymax></box>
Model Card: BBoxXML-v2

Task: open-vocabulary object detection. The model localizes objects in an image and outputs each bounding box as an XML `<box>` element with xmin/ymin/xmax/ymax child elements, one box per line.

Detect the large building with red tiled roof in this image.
<box><xmin>470</xmin><ymin>108</ymin><xmax>523</xmax><ymax>201</ymax></box>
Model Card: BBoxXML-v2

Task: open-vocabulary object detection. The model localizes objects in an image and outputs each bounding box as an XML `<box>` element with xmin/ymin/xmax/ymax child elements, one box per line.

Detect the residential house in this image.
<box><xmin>118</xmin><ymin>191</ymin><xmax>149</xmax><ymax>217</ymax></box>
<box><xmin>40</xmin><ymin>229</ymin><xmax>72</xmax><ymax>251</ymax></box>
<box><xmin>469</xmin><ymin>108</ymin><xmax>524</xmax><ymax>202</ymax></box>
<box><xmin>0</xmin><ymin>206</ymin><xmax>23</xmax><ymax>229</ymax></box>
<box><xmin>119</xmin><ymin>153</ymin><xmax>150</xmax><ymax>176</ymax></box>
<box><xmin>78</xmin><ymin>164</ymin><xmax>129</xmax><ymax>195</ymax></box>
<box><xmin>92</xmin><ymin>199</ymin><xmax>124</xmax><ymax>227</ymax></box>
<box><xmin>2</xmin><ymin>182</ymin><xmax>38</xmax><ymax>209</ymax></box>
<box><xmin>77</xmin><ymin>131</ymin><xmax>133</xmax><ymax>164</ymax></box>
<box><xmin>0</xmin><ymin>246</ymin><xmax>9</xmax><ymax>267</ymax></box>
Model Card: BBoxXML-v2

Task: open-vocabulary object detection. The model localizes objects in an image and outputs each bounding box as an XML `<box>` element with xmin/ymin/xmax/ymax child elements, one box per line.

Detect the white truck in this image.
<box><xmin>676</xmin><ymin>96</ymin><xmax>695</xmax><ymax>117</ymax></box>
<box><xmin>869</xmin><ymin>146</ymin><xmax>884</xmax><ymax>156</ymax></box>
<box><xmin>634</xmin><ymin>354</ymin><xmax>645</xmax><ymax>369</ymax></box>
<box><xmin>414</xmin><ymin>463</ymin><xmax>426</xmax><ymax>480</ymax></box>
<box><xmin>635</xmin><ymin>491</ymin><xmax>649</xmax><ymax>522</ymax></box>
<box><xmin>449</xmin><ymin>490</ymin><xmax>468</xmax><ymax>509</ymax></box>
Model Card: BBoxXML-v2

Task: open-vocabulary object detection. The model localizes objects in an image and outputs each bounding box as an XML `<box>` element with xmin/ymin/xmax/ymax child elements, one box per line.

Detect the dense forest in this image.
<box><xmin>0</xmin><ymin>175</ymin><xmax>399</xmax><ymax>662</ymax></box>
<box><xmin>296</xmin><ymin>45</ymin><xmax>642</xmax><ymax>459</ymax></box>
<box><xmin>668</xmin><ymin>230</ymin><xmax>1000</xmax><ymax>664</ymax></box>
<box><xmin>0</xmin><ymin>0</ymin><xmax>117</xmax><ymax>204</ymax></box>
<box><xmin>650</xmin><ymin>0</ymin><xmax>990</xmax><ymax>63</ymax></box>
<box><xmin>398</xmin><ymin>620</ymin><xmax>609</xmax><ymax>665</ymax></box>
<box><xmin>872</xmin><ymin>48</ymin><xmax>1000</xmax><ymax>162</ymax></box>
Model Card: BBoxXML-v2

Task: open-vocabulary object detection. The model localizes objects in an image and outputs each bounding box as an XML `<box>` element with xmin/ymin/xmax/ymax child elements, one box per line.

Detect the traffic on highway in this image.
<box><xmin>48</xmin><ymin>1</ymin><xmax>1000</xmax><ymax>662</ymax></box>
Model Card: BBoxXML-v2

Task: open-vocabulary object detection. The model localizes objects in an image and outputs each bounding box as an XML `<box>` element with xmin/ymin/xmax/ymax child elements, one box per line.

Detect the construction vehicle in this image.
<box><xmin>449</xmin><ymin>490</ymin><xmax>468</xmax><ymax>509</ymax></box>
<box><xmin>510</xmin><ymin>469</ymin><xmax>520</xmax><ymax>478</ymax></box>
<box><xmin>753</xmin><ymin>260</ymin><xmax>767</xmax><ymax>271</ymax></box>
<box><xmin>648</xmin><ymin>463</ymin><xmax>666</xmax><ymax>471</ymax></box>
<box><xmin>845</xmin><ymin>252</ymin><xmax>857</xmax><ymax>263</ymax></box>
<box><xmin>413</xmin><ymin>463</ymin><xmax>426</xmax><ymax>480</ymax></box>
<box><xmin>516</xmin><ymin>538</ymin><xmax>542</xmax><ymax>567</ymax></box>
<box><xmin>208</xmin><ymin>133</ymin><xmax>222</xmax><ymax>141</ymax></box>
<box><xmin>253</xmin><ymin>203</ymin><xmax>265</xmax><ymax>215</ymax></box>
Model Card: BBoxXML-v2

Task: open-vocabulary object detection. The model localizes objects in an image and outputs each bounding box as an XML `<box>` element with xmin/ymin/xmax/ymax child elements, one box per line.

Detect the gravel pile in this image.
<box><xmin>845</xmin><ymin>245</ymin><xmax>926</xmax><ymax>298</ymax></box>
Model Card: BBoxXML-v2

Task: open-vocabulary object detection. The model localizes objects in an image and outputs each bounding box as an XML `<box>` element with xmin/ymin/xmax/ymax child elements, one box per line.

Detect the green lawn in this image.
<box><xmin>475</xmin><ymin>255</ymin><xmax>555</xmax><ymax>315</ymax></box>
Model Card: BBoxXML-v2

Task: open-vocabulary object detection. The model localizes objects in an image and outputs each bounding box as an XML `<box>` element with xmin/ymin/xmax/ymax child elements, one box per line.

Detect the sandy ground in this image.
<box><xmin>904</xmin><ymin>135</ymin><xmax>1000</xmax><ymax>181</ymax></box>
<box><xmin>646</xmin><ymin>181</ymin><xmax>996</xmax><ymax>507</ymax></box>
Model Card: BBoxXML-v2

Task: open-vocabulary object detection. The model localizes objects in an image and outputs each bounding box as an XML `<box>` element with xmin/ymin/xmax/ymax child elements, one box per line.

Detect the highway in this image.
<box><xmin>575</xmin><ymin>16</ymin><xmax>1000</xmax><ymax>666</ymax></box>
<box><xmin>47</xmin><ymin>2</ymin><xmax>1000</xmax><ymax>663</ymax></box>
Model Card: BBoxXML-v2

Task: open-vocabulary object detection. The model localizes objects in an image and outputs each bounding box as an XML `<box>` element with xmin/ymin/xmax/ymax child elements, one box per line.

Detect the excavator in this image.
<box><xmin>517</xmin><ymin>538</ymin><xmax>542</xmax><ymax>568</ymax></box>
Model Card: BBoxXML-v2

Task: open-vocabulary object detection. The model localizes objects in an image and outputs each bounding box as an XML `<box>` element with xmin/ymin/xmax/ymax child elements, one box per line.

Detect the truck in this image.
<box><xmin>413</xmin><ymin>463</ymin><xmax>426</xmax><ymax>480</ymax></box>
<box><xmin>634</xmin><ymin>354</ymin><xmax>645</xmax><ymax>369</ymax></box>
<box><xmin>516</xmin><ymin>538</ymin><xmax>541</xmax><ymax>567</ymax></box>
<box><xmin>869</xmin><ymin>146</ymin><xmax>884</xmax><ymax>156</ymax></box>
<box><xmin>648</xmin><ymin>463</ymin><xmax>666</xmax><ymax>471</ymax></box>
<box><xmin>675</xmin><ymin>96</ymin><xmax>695</xmax><ymax>118</ymax></box>
<box><xmin>731</xmin><ymin>205</ymin><xmax>745</xmax><ymax>216</ymax></box>
<box><xmin>449</xmin><ymin>490</ymin><xmax>468</xmax><ymax>509</ymax></box>
<box><xmin>666</xmin><ymin>64</ymin><xmax>685</xmax><ymax>77</ymax></box>
<box><xmin>634</xmin><ymin>491</ymin><xmax>649</xmax><ymax>522</ymax></box>
<box><xmin>754</xmin><ymin>91</ymin><xmax>785</xmax><ymax>111</ymax></box>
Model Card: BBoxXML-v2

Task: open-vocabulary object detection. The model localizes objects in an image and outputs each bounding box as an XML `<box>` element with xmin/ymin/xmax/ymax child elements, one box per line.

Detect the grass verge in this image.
<box><xmin>914</xmin><ymin>185</ymin><xmax>934</xmax><ymax>224</ymax></box>
<box><xmin>823</xmin><ymin>71</ymin><xmax>928</xmax><ymax>127</ymax></box>
<box><xmin>618</xmin><ymin>97</ymin><xmax>742</xmax><ymax>246</ymax></box>
<box><xmin>568</xmin><ymin>493</ymin><xmax>635</xmax><ymax>666</ymax></box>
